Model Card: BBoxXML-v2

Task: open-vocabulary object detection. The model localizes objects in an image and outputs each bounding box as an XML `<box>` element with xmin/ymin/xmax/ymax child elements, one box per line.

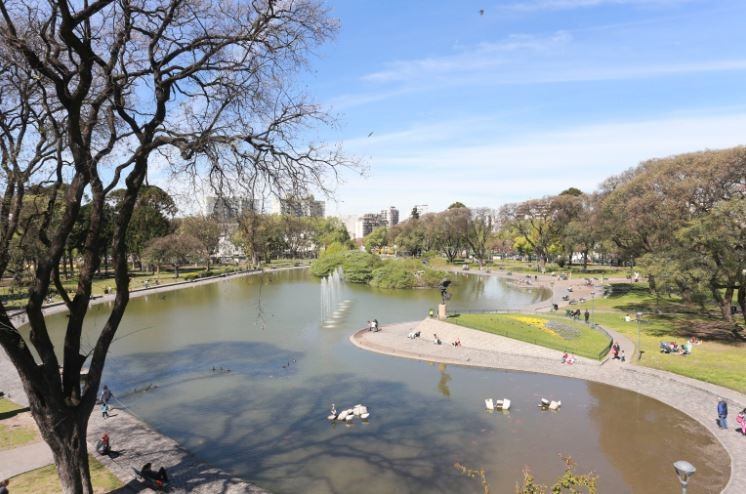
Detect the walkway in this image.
<box><xmin>0</xmin><ymin>441</ymin><xmax>53</xmax><ymax>480</ymax></box>
<box><xmin>351</xmin><ymin>319</ymin><xmax>746</xmax><ymax>494</ymax></box>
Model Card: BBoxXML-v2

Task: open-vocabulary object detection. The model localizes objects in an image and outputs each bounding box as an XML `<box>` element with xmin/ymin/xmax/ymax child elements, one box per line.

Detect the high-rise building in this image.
<box><xmin>355</xmin><ymin>213</ymin><xmax>384</xmax><ymax>239</ymax></box>
<box><xmin>206</xmin><ymin>196</ymin><xmax>262</xmax><ymax>223</ymax></box>
<box><xmin>272</xmin><ymin>194</ymin><xmax>325</xmax><ymax>217</ymax></box>
<box><xmin>380</xmin><ymin>206</ymin><xmax>399</xmax><ymax>227</ymax></box>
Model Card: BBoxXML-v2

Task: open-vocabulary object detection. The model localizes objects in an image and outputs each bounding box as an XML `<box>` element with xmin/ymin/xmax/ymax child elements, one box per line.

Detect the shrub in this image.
<box><xmin>341</xmin><ymin>250</ymin><xmax>381</xmax><ymax>284</ymax></box>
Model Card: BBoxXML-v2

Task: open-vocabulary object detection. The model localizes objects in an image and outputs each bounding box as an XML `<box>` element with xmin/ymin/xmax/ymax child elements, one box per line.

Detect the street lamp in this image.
<box><xmin>590</xmin><ymin>291</ymin><xmax>595</xmax><ymax>323</ymax></box>
<box><xmin>636</xmin><ymin>311</ymin><xmax>643</xmax><ymax>360</ymax></box>
<box><xmin>673</xmin><ymin>461</ymin><xmax>696</xmax><ymax>494</ymax></box>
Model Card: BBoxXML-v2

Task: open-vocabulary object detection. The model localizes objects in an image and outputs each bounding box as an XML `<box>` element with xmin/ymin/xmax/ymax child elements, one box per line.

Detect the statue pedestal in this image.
<box><xmin>438</xmin><ymin>304</ymin><xmax>447</xmax><ymax>320</ymax></box>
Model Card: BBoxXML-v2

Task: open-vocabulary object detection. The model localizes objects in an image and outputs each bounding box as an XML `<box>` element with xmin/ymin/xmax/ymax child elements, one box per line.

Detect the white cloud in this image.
<box><xmin>361</xmin><ymin>32</ymin><xmax>572</xmax><ymax>83</ymax></box>
<box><xmin>333</xmin><ymin>110</ymin><xmax>746</xmax><ymax>215</ymax></box>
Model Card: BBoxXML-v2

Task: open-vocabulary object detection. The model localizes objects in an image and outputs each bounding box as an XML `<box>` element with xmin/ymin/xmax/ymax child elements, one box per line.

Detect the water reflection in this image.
<box><xmin>38</xmin><ymin>270</ymin><xmax>727</xmax><ymax>494</ymax></box>
<box><xmin>436</xmin><ymin>363</ymin><xmax>452</xmax><ymax>398</ymax></box>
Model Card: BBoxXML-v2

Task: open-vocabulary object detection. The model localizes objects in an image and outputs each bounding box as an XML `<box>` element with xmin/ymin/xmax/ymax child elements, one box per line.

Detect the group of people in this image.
<box><xmin>561</xmin><ymin>353</ymin><xmax>577</xmax><ymax>365</ymax></box>
<box><xmin>451</xmin><ymin>337</ymin><xmax>462</xmax><ymax>347</ymax></box>
<box><xmin>367</xmin><ymin>319</ymin><xmax>380</xmax><ymax>332</ymax></box>
<box><xmin>659</xmin><ymin>339</ymin><xmax>694</xmax><ymax>355</ymax></box>
<box><xmin>717</xmin><ymin>398</ymin><xmax>746</xmax><ymax>435</ymax></box>
<box><xmin>611</xmin><ymin>342</ymin><xmax>626</xmax><ymax>362</ymax></box>
<box><xmin>567</xmin><ymin>308</ymin><xmax>585</xmax><ymax>321</ymax></box>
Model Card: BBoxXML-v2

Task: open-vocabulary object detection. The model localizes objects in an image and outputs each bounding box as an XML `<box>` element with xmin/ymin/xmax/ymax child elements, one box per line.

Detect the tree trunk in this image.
<box><xmin>49</xmin><ymin>420</ymin><xmax>93</xmax><ymax>494</ymax></box>
<box><xmin>710</xmin><ymin>279</ymin><xmax>733</xmax><ymax>322</ymax></box>
<box><xmin>22</xmin><ymin>383</ymin><xmax>94</xmax><ymax>494</ymax></box>
<box><xmin>175</xmin><ymin>264</ymin><xmax>180</xmax><ymax>278</ymax></box>
<box><xmin>738</xmin><ymin>284</ymin><xmax>745</xmax><ymax>326</ymax></box>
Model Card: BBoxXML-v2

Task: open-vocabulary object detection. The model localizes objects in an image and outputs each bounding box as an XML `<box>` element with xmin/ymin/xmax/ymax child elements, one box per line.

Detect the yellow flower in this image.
<box><xmin>509</xmin><ymin>315</ymin><xmax>559</xmax><ymax>337</ymax></box>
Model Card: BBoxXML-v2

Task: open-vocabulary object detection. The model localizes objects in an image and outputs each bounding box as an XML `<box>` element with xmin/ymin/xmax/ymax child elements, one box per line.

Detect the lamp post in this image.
<box><xmin>590</xmin><ymin>291</ymin><xmax>595</xmax><ymax>323</ymax></box>
<box><xmin>636</xmin><ymin>311</ymin><xmax>643</xmax><ymax>360</ymax></box>
<box><xmin>673</xmin><ymin>461</ymin><xmax>696</xmax><ymax>494</ymax></box>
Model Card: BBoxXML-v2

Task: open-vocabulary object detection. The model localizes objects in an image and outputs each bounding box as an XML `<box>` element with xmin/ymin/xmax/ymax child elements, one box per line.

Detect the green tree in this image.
<box><xmin>364</xmin><ymin>226</ymin><xmax>388</xmax><ymax>253</ymax></box>
<box><xmin>179</xmin><ymin>215</ymin><xmax>221</xmax><ymax>270</ymax></box>
<box><xmin>143</xmin><ymin>233</ymin><xmax>203</xmax><ymax>278</ymax></box>
<box><xmin>466</xmin><ymin>208</ymin><xmax>494</xmax><ymax>267</ymax></box>
<box><xmin>111</xmin><ymin>186</ymin><xmax>176</xmax><ymax>270</ymax></box>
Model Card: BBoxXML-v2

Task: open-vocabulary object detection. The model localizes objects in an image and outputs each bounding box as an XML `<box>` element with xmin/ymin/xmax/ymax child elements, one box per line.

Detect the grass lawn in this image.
<box><xmin>0</xmin><ymin>398</ymin><xmax>27</xmax><ymax>416</ymax></box>
<box><xmin>0</xmin><ymin>398</ymin><xmax>37</xmax><ymax>451</ymax></box>
<box><xmin>9</xmin><ymin>455</ymin><xmax>122</xmax><ymax>493</ymax></box>
<box><xmin>449</xmin><ymin>313</ymin><xmax>611</xmax><ymax>360</ymax></box>
<box><xmin>576</xmin><ymin>284</ymin><xmax>746</xmax><ymax>393</ymax></box>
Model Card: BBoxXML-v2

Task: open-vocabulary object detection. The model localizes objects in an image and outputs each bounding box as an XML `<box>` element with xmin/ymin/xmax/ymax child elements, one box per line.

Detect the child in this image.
<box><xmin>620</xmin><ymin>350</ymin><xmax>626</xmax><ymax>362</ymax></box>
<box><xmin>101</xmin><ymin>402</ymin><xmax>110</xmax><ymax>419</ymax></box>
<box><xmin>737</xmin><ymin>408</ymin><xmax>746</xmax><ymax>435</ymax></box>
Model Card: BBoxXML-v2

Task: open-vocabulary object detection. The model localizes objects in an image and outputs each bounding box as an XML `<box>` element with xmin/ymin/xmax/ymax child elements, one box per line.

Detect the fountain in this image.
<box><xmin>321</xmin><ymin>267</ymin><xmax>349</xmax><ymax>326</ymax></box>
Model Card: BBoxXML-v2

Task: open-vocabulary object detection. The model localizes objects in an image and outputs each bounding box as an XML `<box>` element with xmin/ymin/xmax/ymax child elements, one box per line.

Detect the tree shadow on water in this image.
<box><xmin>176</xmin><ymin>373</ymin><xmax>494</xmax><ymax>494</ymax></box>
<box><xmin>103</xmin><ymin>341</ymin><xmax>305</xmax><ymax>399</ymax></box>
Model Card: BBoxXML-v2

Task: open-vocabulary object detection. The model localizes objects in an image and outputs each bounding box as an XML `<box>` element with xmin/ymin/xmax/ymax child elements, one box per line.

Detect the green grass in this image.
<box><xmin>0</xmin><ymin>398</ymin><xmax>26</xmax><ymax>416</ymax></box>
<box><xmin>574</xmin><ymin>284</ymin><xmax>746</xmax><ymax>393</ymax></box>
<box><xmin>0</xmin><ymin>398</ymin><xmax>38</xmax><ymax>450</ymax></box>
<box><xmin>450</xmin><ymin>312</ymin><xmax>611</xmax><ymax>360</ymax></box>
<box><xmin>0</xmin><ymin>422</ymin><xmax>37</xmax><ymax>450</ymax></box>
<box><xmin>9</xmin><ymin>455</ymin><xmax>122</xmax><ymax>493</ymax></box>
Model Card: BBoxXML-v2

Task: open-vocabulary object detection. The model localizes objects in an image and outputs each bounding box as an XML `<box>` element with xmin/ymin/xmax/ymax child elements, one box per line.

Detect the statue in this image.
<box><xmin>439</xmin><ymin>278</ymin><xmax>451</xmax><ymax>305</ymax></box>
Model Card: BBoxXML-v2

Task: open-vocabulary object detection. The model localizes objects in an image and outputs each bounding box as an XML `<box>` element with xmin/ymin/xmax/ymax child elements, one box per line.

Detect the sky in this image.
<box><xmin>298</xmin><ymin>0</ymin><xmax>746</xmax><ymax>219</ymax></box>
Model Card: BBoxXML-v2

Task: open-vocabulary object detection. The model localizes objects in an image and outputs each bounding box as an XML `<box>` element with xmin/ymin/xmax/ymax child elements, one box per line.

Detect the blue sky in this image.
<box><xmin>301</xmin><ymin>0</ymin><xmax>746</xmax><ymax>218</ymax></box>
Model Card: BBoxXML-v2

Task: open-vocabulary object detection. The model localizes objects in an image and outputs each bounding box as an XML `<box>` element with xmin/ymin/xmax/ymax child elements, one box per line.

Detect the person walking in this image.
<box><xmin>717</xmin><ymin>398</ymin><xmax>728</xmax><ymax>429</ymax></box>
<box><xmin>100</xmin><ymin>385</ymin><xmax>112</xmax><ymax>405</ymax></box>
<box><xmin>584</xmin><ymin>309</ymin><xmax>590</xmax><ymax>324</ymax></box>
<box><xmin>101</xmin><ymin>401</ymin><xmax>110</xmax><ymax>419</ymax></box>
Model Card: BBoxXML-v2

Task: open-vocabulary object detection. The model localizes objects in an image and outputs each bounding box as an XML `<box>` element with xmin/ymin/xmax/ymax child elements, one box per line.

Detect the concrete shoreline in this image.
<box><xmin>1</xmin><ymin>266</ymin><xmax>303</xmax><ymax>492</ymax></box>
<box><xmin>351</xmin><ymin>317</ymin><xmax>746</xmax><ymax>494</ymax></box>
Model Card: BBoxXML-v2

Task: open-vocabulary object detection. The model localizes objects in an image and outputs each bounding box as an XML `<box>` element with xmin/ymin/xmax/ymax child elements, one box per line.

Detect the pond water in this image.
<box><xmin>41</xmin><ymin>269</ymin><xmax>728</xmax><ymax>494</ymax></box>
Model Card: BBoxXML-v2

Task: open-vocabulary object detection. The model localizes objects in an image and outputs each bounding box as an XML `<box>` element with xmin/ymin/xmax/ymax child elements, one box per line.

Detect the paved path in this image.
<box><xmin>0</xmin><ymin>441</ymin><xmax>53</xmax><ymax>480</ymax></box>
<box><xmin>352</xmin><ymin>318</ymin><xmax>746</xmax><ymax>494</ymax></box>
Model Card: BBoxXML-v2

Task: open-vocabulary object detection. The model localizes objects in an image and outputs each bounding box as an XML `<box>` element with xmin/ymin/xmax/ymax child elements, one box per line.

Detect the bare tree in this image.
<box><xmin>0</xmin><ymin>1</ymin><xmax>350</xmax><ymax>492</ymax></box>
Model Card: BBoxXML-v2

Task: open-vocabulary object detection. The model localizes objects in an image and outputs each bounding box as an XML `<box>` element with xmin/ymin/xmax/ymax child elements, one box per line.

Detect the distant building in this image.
<box><xmin>380</xmin><ymin>206</ymin><xmax>399</xmax><ymax>227</ymax></box>
<box><xmin>272</xmin><ymin>194</ymin><xmax>325</xmax><ymax>217</ymax></box>
<box><xmin>206</xmin><ymin>196</ymin><xmax>262</xmax><ymax>223</ymax></box>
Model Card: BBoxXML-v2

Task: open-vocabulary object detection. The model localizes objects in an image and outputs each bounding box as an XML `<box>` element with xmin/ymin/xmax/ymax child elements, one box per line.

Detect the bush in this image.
<box><xmin>341</xmin><ymin>250</ymin><xmax>381</xmax><ymax>284</ymax></box>
<box><xmin>370</xmin><ymin>258</ymin><xmax>445</xmax><ymax>289</ymax></box>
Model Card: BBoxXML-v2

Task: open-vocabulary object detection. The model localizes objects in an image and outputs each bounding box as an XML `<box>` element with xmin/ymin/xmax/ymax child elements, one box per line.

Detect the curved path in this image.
<box><xmin>351</xmin><ymin>318</ymin><xmax>746</xmax><ymax>494</ymax></box>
